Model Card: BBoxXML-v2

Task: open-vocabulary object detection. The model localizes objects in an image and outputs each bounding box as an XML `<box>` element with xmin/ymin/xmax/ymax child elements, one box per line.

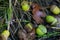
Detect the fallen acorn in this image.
<box><xmin>0</xmin><ymin>30</ymin><xmax>10</xmax><ymax>40</ymax></box>
<box><xmin>36</xmin><ymin>25</ymin><xmax>47</xmax><ymax>37</ymax></box>
<box><xmin>24</xmin><ymin>23</ymin><xmax>33</xmax><ymax>32</ymax></box>
<box><xmin>21</xmin><ymin>1</ymin><xmax>30</xmax><ymax>11</ymax></box>
<box><xmin>46</xmin><ymin>15</ymin><xmax>57</xmax><ymax>25</ymax></box>
<box><xmin>50</xmin><ymin>5</ymin><xmax>60</xmax><ymax>15</ymax></box>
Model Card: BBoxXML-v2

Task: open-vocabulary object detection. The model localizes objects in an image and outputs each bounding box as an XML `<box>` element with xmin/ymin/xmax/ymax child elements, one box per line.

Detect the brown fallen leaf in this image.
<box><xmin>27</xmin><ymin>29</ymin><xmax>35</xmax><ymax>40</ymax></box>
<box><xmin>33</xmin><ymin>14</ymin><xmax>44</xmax><ymax>24</ymax></box>
<box><xmin>31</xmin><ymin>3</ymin><xmax>46</xmax><ymax>24</ymax></box>
<box><xmin>18</xmin><ymin>30</ymin><xmax>28</xmax><ymax>40</ymax></box>
<box><xmin>18</xmin><ymin>29</ymin><xmax>35</xmax><ymax>40</ymax></box>
<box><xmin>31</xmin><ymin>3</ymin><xmax>41</xmax><ymax>15</ymax></box>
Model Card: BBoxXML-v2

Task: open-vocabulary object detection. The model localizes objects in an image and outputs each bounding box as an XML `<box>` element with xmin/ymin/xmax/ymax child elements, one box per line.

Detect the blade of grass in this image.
<box><xmin>6</xmin><ymin>0</ymin><xmax>13</xmax><ymax>30</ymax></box>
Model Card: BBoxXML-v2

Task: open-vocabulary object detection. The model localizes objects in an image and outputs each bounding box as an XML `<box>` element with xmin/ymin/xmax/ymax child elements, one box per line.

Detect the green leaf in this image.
<box><xmin>6</xmin><ymin>0</ymin><xmax>13</xmax><ymax>21</ymax></box>
<box><xmin>7</xmin><ymin>7</ymin><xmax>13</xmax><ymax>21</ymax></box>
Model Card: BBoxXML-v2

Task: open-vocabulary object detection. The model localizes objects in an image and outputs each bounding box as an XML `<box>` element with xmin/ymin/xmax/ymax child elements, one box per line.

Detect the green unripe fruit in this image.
<box><xmin>21</xmin><ymin>1</ymin><xmax>30</xmax><ymax>11</ymax></box>
<box><xmin>36</xmin><ymin>25</ymin><xmax>47</xmax><ymax>37</ymax></box>
<box><xmin>26</xmin><ymin>23</ymin><xmax>33</xmax><ymax>30</ymax></box>
<box><xmin>46</xmin><ymin>16</ymin><xmax>55</xmax><ymax>23</ymax></box>
<box><xmin>0</xmin><ymin>30</ymin><xmax>10</xmax><ymax>40</ymax></box>
<box><xmin>51</xmin><ymin>18</ymin><xmax>57</xmax><ymax>25</ymax></box>
<box><xmin>59</xmin><ymin>10</ymin><xmax>60</xmax><ymax>11</ymax></box>
<box><xmin>46</xmin><ymin>15</ymin><xmax>57</xmax><ymax>25</ymax></box>
<box><xmin>50</xmin><ymin>5</ymin><xmax>60</xmax><ymax>15</ymax></box>
<box><xmin>25</xmin><ymin>23</ymin><xmax>33</xmax><ymax>32</ymax></box>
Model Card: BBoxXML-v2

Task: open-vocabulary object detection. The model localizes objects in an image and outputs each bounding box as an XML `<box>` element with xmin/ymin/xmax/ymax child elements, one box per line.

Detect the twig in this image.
<box><xmin>14</xmin><ymin>0</ymin><xmax>17</xmax><ymax>6</ymax></box>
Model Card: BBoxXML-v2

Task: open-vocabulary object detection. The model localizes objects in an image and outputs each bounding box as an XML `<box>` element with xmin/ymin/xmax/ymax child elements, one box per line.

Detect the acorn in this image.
<box><xmin>50</xmin><ymin>5</ymin><xmax>60</xmax><ymax>15</ymax></box>
<box><xmin>36</xmin><ymin>25</ymin><xmax>47</xmax><ymax>37</ymax></box>
<box><xmin>0</xmin><ymin>30</ymin><xmax>10</xmax><ymax>40</ymax></box>
<box><xmin>24</xmin><ymin>23</ymin><xmax>33</xmax><ymax>32</ymax></box>
<box><xmin>46</xmin><ymin>15</ymin><xmax>57</xmax><ymax>25</ymax></box>
<box><xmin>59</xmin><ymin>10</ymin><xmax>60</xmax><ymax>11</ymax></box>
<box><xmin>21</xmin><ymin>1</ymin><xmax>30</xmax><ymax>11</ymax></box>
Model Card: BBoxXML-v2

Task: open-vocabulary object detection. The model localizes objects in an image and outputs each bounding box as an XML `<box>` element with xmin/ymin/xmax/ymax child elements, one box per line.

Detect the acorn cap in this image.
<box><xmin>50</xmin><ymin>5</ymin><xmax>60</xmax><ymax>14</ymax></box>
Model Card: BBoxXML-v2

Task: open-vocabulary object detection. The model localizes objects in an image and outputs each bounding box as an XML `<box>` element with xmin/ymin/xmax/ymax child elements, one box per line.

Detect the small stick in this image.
<box><xmin>14</xmin><ymin>0</ymin><xmax>17</xmax><ymax>6</ymax></box>
<box><xmin>7</xmin><ymin>21</ymin><xmax>10</xmax><ymax>31</ymax></box>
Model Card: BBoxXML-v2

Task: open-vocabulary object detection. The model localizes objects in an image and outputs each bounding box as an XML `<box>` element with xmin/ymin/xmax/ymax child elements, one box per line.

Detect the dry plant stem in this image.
<box><xmin>57</xmin><ymin>0</ymin><xmax>60</xmax><ymax>2</ymax></box>
<box><xmin>9</xmin><ymin>0</ymin><xmax>11</xmax><ymax>8</ymax></box>
<box><xmin>7</xmin><ymin>21</ymin><xmax>10</xmax><ymax>31</ymax></box>
<box><xmin>14</xmin><ymin>0</ymin><xmax>17</xmax><ymax>6</ymax></box>
<box><xmin>29</xmin><ymin>1</ymin><xmax>32</xmax><ymax>5</ymax></box>
<box><xmin>52</xmin><ymin>27</ymin><xmax>60</xmax><ymax>29</ymax></box>
<box><xmin>24</xmin><ymin>12</ymin><xmax>31</xmax><ymax>21</ymax></box>
<box><xmin>7</xmin><ymin>0</ymin><xmax>11</xmax><ymax>30</ymax></box>
<box><xmin>13</xmin><ymin>7</ymin><xmax>26</xmax><ymax>33</ymax></box>
<box><xmin>0</xmin><ymin>18</ymin><xmax>5</xmax><ymax>28</ymax></box>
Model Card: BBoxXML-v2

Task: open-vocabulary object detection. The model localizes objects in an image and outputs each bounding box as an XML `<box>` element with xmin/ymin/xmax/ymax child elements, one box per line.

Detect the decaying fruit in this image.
<box><xmin>36</xmin><ymin>25</ymin><xmax>47</xmax><ymax>37</ymax></box>
<box><xmin>50</xmin><ymin>5</ymin><xmax>60</xmax><ymax>15</ymax></box>
<box><xmin>21</xmin><ymin>1</ymin><xmax>30</xmax><ymax>11</ymax></box>
<box><xmin>46</xmin><ymin>15</ymin><xmax>57</xmax><ymax>25</ymax></box>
